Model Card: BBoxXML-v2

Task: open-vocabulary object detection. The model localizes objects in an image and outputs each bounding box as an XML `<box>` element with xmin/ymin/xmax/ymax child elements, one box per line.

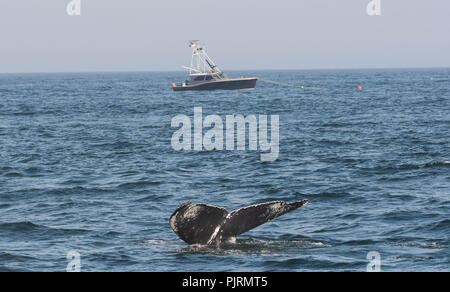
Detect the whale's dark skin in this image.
<box><xmin>170</xmin><ymin>200</ymin><xmax>308</xmax><ymax>246</ymax></box>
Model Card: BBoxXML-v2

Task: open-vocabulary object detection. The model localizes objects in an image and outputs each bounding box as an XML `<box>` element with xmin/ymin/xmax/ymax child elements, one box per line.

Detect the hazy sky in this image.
<box><xmin>1</xmin><ymin>0</ymin><xmax>449</xmax><ymax>72</ymax></box>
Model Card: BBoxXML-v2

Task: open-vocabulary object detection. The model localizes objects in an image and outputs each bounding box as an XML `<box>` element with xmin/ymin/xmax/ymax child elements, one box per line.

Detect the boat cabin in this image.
<box><xmin>185</xmin><ymin>72</ymin><xmax>225</xmax><ymax>85</ymax></box>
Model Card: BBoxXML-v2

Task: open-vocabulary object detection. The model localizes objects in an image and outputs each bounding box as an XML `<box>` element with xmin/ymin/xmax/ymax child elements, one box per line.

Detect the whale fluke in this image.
<box><xmin>170</xmin><ymin>200</ymin><xmax>308</xmax><ymax>245</ymax></box>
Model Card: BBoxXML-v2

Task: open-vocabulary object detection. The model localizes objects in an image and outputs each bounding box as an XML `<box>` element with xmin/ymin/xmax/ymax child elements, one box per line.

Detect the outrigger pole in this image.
<box><xmin>182</xmin><ymin>40</ymin><xmax>225</xmax><ymax>79</ymax></box>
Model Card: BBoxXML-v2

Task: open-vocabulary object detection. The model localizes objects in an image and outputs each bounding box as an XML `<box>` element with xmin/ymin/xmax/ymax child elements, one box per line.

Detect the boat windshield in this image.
<box><xmin>187</xmin><ymin>73</ymin><xmax>224</xmax><ymax>83</ymax></box>
<box><xmin>191</xmin><ymin>75</ymin><xmax>215</xmax><ymax>81</ymax></box>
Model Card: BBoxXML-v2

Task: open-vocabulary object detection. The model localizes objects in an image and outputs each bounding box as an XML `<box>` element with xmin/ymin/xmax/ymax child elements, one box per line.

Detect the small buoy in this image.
<box><xmin>357</xmin><ymin>85</ymin><xmax>363</xmax><ymax>90</ymax></box>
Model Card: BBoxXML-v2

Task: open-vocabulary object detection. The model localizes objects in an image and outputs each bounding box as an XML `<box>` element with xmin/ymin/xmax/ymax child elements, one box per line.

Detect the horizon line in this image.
<box><xmin>0</xmin><ymin>66</ymin><xmax>449</xmax><ymax>75</ymax></box>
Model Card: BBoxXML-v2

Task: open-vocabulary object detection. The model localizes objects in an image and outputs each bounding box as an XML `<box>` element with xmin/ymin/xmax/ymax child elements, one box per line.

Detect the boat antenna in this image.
<box><xmin>189</xmin><ymin>40</ymin><xmax>199</xmax><ymax>48</ymax></box>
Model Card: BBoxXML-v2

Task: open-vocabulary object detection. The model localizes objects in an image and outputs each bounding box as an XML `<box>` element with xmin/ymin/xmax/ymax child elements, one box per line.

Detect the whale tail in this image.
<box><xmin>170</xmin><ymin>200</ymin><xmax>308</xmax><ymax>245</ymax></box>
<box><xmin>220</xmin><ymin>200</ymin><xmax>309</xmax><ymax>239</ymax></box>
<box><xmin>170</xmin><ymin>202</ymin><xmax>228</xmax><ymax>245</ymax></box>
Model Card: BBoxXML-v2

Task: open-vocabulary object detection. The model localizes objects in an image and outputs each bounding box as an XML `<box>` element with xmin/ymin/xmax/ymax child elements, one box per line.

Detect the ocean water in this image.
<box><xmin>0</xmin><ymin>69</ymin><xmax>448</xmax><ymax>272</ymax></box>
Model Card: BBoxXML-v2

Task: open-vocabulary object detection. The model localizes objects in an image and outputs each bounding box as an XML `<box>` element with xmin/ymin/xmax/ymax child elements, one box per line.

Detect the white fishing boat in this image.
<box><xmin>172</xmin><ymin>41</ymin><xmax>258</xmax><ymax>91</ymax></box>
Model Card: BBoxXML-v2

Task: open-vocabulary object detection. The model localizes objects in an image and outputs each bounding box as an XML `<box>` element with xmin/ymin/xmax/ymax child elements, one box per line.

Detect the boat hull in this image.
<box><xmin>173</xmin><ymin>77</ymin><xmax>257</xmax><ymax>91</ymax></box>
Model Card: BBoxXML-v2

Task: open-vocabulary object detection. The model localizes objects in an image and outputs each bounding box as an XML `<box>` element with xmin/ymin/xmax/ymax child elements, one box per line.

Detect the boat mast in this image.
<box><xmin>183</xmin><ymin>40</ymin><xmax>225</xmax><ymax>79</ymax></box>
